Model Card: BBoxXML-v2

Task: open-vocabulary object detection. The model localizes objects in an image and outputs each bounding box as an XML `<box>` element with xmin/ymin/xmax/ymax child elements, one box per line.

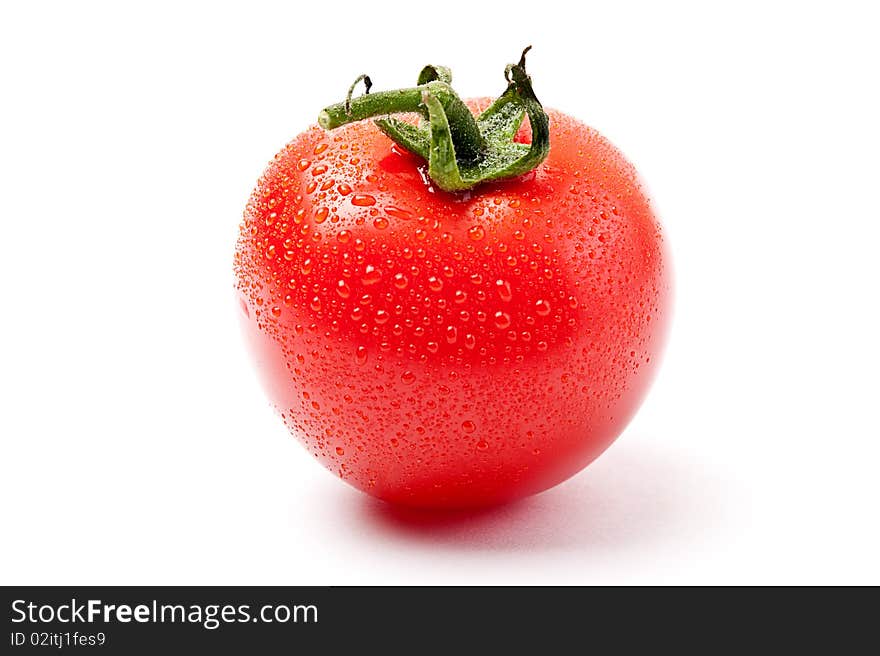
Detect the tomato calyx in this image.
<box><xmin>317</xmin><ymin>47</ymin><xmax>550</xmax><ymax>193</ymax></box>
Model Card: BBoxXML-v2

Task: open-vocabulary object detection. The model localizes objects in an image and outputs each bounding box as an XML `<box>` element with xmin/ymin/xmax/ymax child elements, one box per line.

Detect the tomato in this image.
<box><xmin>235</xmin><ymin>53</ymin><xmax>670</xmax><ymax>508</ymax></box>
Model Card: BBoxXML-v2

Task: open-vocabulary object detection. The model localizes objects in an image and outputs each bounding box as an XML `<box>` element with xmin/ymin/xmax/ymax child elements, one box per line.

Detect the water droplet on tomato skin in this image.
<box><xmin>462</xmin><ymin>420</ymin><xmax>476</xmax><ymax>433</ymax></box>
<box><xmin>393</xmin><ymin>273</ymin><xmax>409</xmax><ymax>289</ymax></box>
<box><xmin>373</xmin><ymin>216</ymin><xmax>389</xmax><ymax>230</ymax></box>
<box><xmin>468</xmin><ymin>225</ymin><xmax>485</xmax><ymax>241</ymax></box>
<box><xmin>495</xmin><ymin>279</ymin><xmax>512</xmax><ymax>302</ymax></box>
<box><xmin>355</xmin><ymin>346</ymin><xmax>368</xmax><ymax>365</ymax></box>
<box><xmin>401</xmin><ymin>371</ymin><xmax>416</xmax><ymax>385</ymax></box>
<box><xmin>428</xmin><ymin>276</ymin><xmax>443</xmax><ymax>292</ymax></box>
<box><xmin>351</xmin><ymin>193</ymin><xmax>376</xmax><ymax>207</ymax></box>
<box><xmin>335</xmin><ymin>446</ymin><xmax>345</xmax><ymax>456</ymax></box>
<box><xmin>336</xmin><ymin>280</ymin><xmax>351</xmax><ymax>298</ymax></box>
<box><xmin>476</xmin><ymin>439</ymin><xmax>489</xmax><ymax>450</ymax></box>
<box><xmin>493</xmin><ymin>311</ymin><xmax>511</xmax><ymax>330</ymax></box>
<box><xmin>535</xmin><ymin>299</ymin><xmax>551</xmax><ymax>316</ymax></box>
<box><xmin>384</xmin><ymin>205</ymin><xmax>412</xmax><ymax>221</ymax></box>
<box><xmin>361</xmin><ymin>265</ymin><xmax>382</xmax><ymax>286</ymax></box>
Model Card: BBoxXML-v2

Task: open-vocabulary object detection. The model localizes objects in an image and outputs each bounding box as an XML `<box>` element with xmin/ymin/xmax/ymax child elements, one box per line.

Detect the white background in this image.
<box><xmin>1</xmin><ymin>1</ymin><xmax>878</xmax><ymax>585</ymax></box>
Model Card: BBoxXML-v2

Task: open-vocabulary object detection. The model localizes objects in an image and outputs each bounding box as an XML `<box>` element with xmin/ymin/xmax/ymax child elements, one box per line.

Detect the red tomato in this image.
<box><xmin>235</xmin><ymin>99</ymin><xmax>670</xmax><ymax>508</ymax></box>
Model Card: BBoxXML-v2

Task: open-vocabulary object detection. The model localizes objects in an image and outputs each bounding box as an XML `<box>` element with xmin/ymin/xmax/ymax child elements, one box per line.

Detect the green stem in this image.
<box><xmin>319</xmin><ymin>88</ymin><xmax>422</xmax><ymax>130</ymax></box>
<box><xmin>317</xmin><ymin>48</ymin><xmax>550</xmax><ymax>192</ymax></box>
<box><xmin>319</xmin><ymin>81</ymin><xmax>485</xmax><ymax>163</ymax></box>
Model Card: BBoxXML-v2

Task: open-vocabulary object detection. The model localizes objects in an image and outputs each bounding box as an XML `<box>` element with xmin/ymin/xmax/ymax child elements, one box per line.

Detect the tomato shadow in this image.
<box><xmin>353</xmin><ymin>441</ymin><xmax>722</xmax><ymax>552</ymax></box>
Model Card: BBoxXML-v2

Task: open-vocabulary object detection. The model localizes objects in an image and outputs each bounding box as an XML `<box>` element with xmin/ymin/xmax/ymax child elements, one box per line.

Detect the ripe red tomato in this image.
<box><xmin>235</xmin><ymin>63</ymin><xmax>670</xmax><ymax>508</ymax></box>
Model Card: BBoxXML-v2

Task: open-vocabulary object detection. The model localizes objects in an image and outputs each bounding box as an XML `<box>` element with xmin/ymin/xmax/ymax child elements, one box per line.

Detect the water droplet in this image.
<box><xmin>336</xmin><ymin>280</ymin><xmax>351</xmax><ymax>298</ymax></box>
<box><xmin>393</xmin><ymin>273</ymin><xmax>408</xmax><ymax>289</ymax></box>
<box><xmin>374</xmin><ymin>309</ymin><xmax>390</xmax><ymax>324</ymax></box>
<box><xmin>355</xmin><ymin>346</ymin><xmax>368</xmax><ymax>365</ymax></box>
<box><xmin>314</xmin><ymin>207</ymin><xmax>329</xmax><ymax>223</ymax></box>
<box><xmin>454</xmin><ymin>290</ymin><xmax>467</xmax><ymax>304</ymax></box>
<box><xmin>337</xmin><ymin>230</ymin><xmax>351</xmax><ymax>243</ymax></box>
<box><xmin>312</xmin><ymin>164</ymin><xmax>328</xmax><ymax>176</ymax></box>
<box><xmin>468</xmin><ymin>225</ymin><xmax>485</xmax><ymax>241</ymax></box>
<box><xmin>428</xmin><ymin>276</ymin><xmax>443</xmax><ymax>292</ymax></box>
<box><xmin>271</xmin><ymin>306</ymin><xmax>282</xmax><ymax>317</ymax></box>
<box><xmin>310</xmin><ymin>296</ymin><xmax>322</xmax><ymax>312</ymax></box>
<box><xmin>337</xmin><ymin>183</ymin><xmax>352</xmax><ymax>196</ymax></box>
<box><xmin>351</xmin><ymin>193</ymin><xmax>376</xmax><ymax>207</ymax></box>
<box><xmin>464</xmin><ymin>333</ymin><xmax>476</xmax><ymax>349</ymax></box>
<box><xmin>461</xmin><ymin>420</ymin><xmax>476</xmax><ymax>433</ymax></box>
<box><xmin>535</xmin><ymin>299</ymin><xmax>551</xmax><ymax>316</ymax></box>
<box><xmin>495</xmin><ymin>279</ymin><xmax>512</xmax><ymax>302</ymax></box>
<box><xmin>385</xmin><ymin>206</ymin><xmax>412</xmax><ymax>220</ymax></box>
<box><xmin>446</xmin><ymin>326</ymin><xmax>458</xmax><ymax>344</ymax></box>
<box><xmin>401</xmin><ymin>371</ymin><xmax>415</xmax><ymax>385</ymax></box>
<box><xmin>493</xmin><ymin>311</ymin><xmax>511</xmax><ymax>330</ymax></box>
<box><xmin>300</xmin><ymin>258</ymin><xmax>313</xmax><ymax>275</ymax></box>
<box><xmin>373</xmin><ymin>216</ymin><xmax>389</xmax><ymax>230</ymax></box>
<box><xmin>335</xmin><ymin>446</ymin><xmax>345</xmax><ymax>456</ymax></box>
<box><xmin>426</xmin><ymin>341</ymin><xmax>439</xmax><ymax>353</ymax></box>
<box><xmin>476</xmin><ymin>439</ymin><xmax>489</xmax><ymax>450</ymax></box>
<box><xmin>361</xmin><ymin>265</ymin><xmax>382</xmax><ymax>285</ymax></box>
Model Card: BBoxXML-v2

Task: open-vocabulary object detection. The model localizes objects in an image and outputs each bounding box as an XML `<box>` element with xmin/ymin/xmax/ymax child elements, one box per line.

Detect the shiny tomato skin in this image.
<box><xmin>235</xmin><ymin>100</ymin><xmax>671</xmax><ymax>508</ymax></box>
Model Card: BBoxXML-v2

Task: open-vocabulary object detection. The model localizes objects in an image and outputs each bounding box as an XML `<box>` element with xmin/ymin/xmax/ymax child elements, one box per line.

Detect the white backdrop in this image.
<box><xmin>1</xmin><ymin>1</ymin><xmax>878</xmax><ymax>584</ymax></box>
